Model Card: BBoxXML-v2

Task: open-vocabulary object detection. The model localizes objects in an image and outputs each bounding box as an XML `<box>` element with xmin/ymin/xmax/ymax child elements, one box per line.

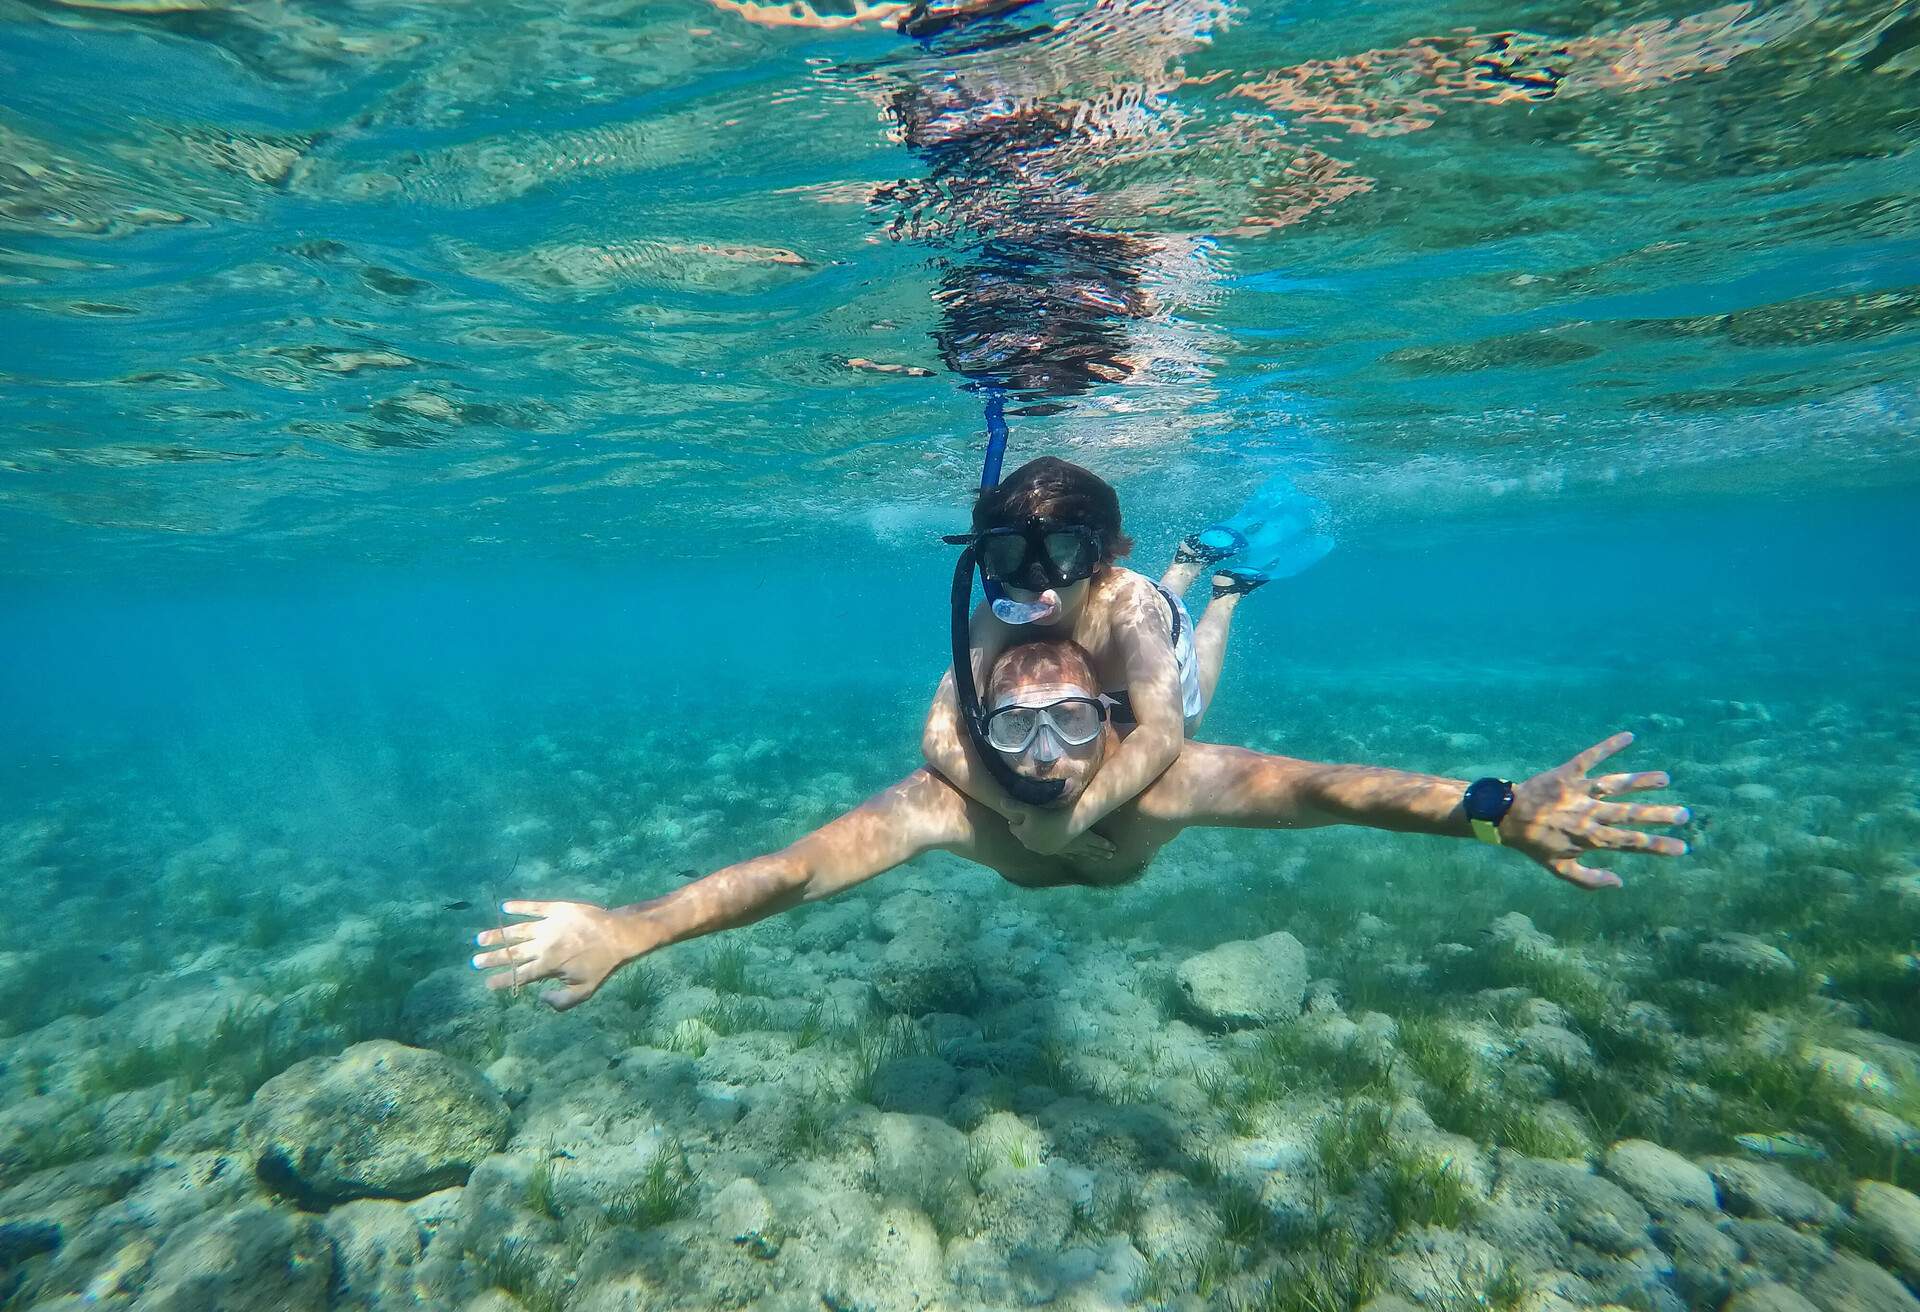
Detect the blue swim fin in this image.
<box><xmin>1180</xmin><ymin>474</ymin><xmax>1334</xmax><ymax>591</ymax></box>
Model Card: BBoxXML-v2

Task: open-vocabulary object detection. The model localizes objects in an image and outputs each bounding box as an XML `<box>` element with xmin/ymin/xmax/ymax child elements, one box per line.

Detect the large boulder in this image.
<box><xmin>242</xmin><ymin>1041</ymin><xmax>509</xmax><ymax>1208</ymax></box>
<box><xmin>1174</xmin><ymin>932</ymin><xmax>1309</xmax><ymax>1028</ymax></box>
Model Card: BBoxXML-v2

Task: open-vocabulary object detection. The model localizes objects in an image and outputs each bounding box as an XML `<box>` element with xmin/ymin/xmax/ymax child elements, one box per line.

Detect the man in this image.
<box><xmin>473</xmin><ymin>638</ymin><xmax>1688</xmax><ymax>1009</ymax></box>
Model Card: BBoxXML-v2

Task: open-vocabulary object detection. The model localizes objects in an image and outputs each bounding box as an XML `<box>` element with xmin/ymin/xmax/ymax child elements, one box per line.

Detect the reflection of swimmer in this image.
<box><xmin>710</xmin><ymin>0</ymin><xmax>1806</xmax><ymax>403</ymax></box>
<box><xmin>710</xmin><ymin>0</ymin><xmax>1255</xmax><ymax>401</ymax></box>
<box><xmin>475</xmin><ymin>636</ymin><xmax>1689</xmax><ymax>1009</ymax></box>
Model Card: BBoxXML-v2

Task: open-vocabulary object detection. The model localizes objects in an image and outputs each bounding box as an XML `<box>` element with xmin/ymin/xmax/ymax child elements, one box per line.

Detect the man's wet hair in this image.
<box><xmin>972</xmin><ymin>457</ymin><xmax>1133</xmax><ymax>563</ymax></box>
<box><xmin>990</xmin><ymin>637</ymin><xmax>1100</xmax><ymax>700</ymax></box>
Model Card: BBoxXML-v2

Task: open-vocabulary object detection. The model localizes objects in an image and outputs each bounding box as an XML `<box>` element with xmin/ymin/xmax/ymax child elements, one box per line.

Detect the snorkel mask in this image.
<box><xmin>940</xmin><ymin>520</ymin><xmax>1103</xmax><ymax>623</ymax></box>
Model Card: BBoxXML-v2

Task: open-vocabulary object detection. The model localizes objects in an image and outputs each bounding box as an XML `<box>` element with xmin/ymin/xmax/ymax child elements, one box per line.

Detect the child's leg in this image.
<box><xmin>1190</xmin><ymin>582</ymin><xmax>1244</xmax><ymax>716</ymax></box>
<box><xmin>1160</xmin><ymin>546</ymin><xmax>1215</xmax><ymax>597</ymax></box>
<box><xmin>1160</xmin><ymin>559</ymin><xmax>1201</xmax><ymax>596</ymax></box>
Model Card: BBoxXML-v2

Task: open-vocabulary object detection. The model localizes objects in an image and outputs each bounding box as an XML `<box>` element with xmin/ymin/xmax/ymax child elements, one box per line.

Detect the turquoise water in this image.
<box><xmin>3</xmin><ymin>0</ymin><xmax>1919</xmax><ymax>1308</ymax></box>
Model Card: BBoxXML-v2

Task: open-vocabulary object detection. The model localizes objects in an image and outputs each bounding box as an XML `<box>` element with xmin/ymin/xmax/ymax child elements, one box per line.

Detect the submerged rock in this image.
<box><xmin>1500</xmin><ymin>1157</ymin><xmax>1654</xmax><ymax>1256</ymax></box>
<box><xmin>242</xmin><ymin>1041</ymin><xmax>509</xmax><ymax>1208</ymax></box>
<box><xmin>1846</xmin><ymin>1104</ymin><xmax>1920</xmax><ymax>1156</ymax></box>
<box><xmin>1804</xmin><ymin>1046</ymin><xmax>1893</xmax><ymax>1096</ymax></box>
<box><xmin>869</xmin><ymin>1056</ymin><xmax>959</xmax><ymax>1117</ymax></box>
<box><xmin>0</xmin><ymin>1220</ymin><xmax>60</xmax><ymax>1269</ymax></box>
<box><xmin>1657</xmin><ymin>1211</ymin><xmax>1742</xmax><ymax>1306</ymax></box>
<box><xmin>134</xmin><ymin>1202</ymin><xmax>331</xmax><ymax>1311</ymax></box>
<box><xmin>1728</xmin><ymin>1283</ymin><xmax>1822</xmax><ymax>1312</ymax></box>
<box><xmin>1702</xmin><ymin>1157</ymin><xmax>1842</xmax><ymax>1228</ymax></box>
<box><xmin>1854</xmin><ymin>1181</ymin><xmax>1920</xmax><ymax>1284</ymax></box>
<box><xmin>1797</xmin><ymin>1250</ymin><xmax>1920</xmax><ymax>1312</ymax></box>
<box><xmin>1486</xmin><ymin>912</ymin><xmax>1557</xmax><ymax>958</ymax></box>
<box><xmin>1174</xmin><ymin>931</ymin><xmax>1308</xmax><ymax>1028</ymax></box>
<box><xmin>873</xmin><ymin>931</ymin><xmax>978</xmax><ymax>1015</ymax></box>
<box><xmin>1695</xmin><ymin>933</ymin><xmax>1798</xmax><ymax>979</ymax></box>
<box><xmin>1603</xmin><ymin>1139</ymin><xmax>1720</xmax><ymax>1216</ymax></box>
<box><xmin>319</xmin><ymin>1198</ymin><xmax>426</xmax><ymax>1309</ymax></box>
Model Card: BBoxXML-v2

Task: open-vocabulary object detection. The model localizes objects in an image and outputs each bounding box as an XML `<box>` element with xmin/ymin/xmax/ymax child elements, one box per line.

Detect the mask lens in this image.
<box><xmin>980</xmin><ymin>533</ymin><xmax>1031</xmax><ymax>584</ymax></box>
<box><xmin>1043</xmin><ymin>530</ymin><xmax>1097</xmax><ymax>582</ymax></box>
<box><xmin>985</xmin><ymin>706</ymin><xmax>1039</xmax><ymax>752</ymax></box>
<box><xmin>1047</xmin><ymin>699</ymin><xmax>1103</xmax><ymax>744</ymax></box>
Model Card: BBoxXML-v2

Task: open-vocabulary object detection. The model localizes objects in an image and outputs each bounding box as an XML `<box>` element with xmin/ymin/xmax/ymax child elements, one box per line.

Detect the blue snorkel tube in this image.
<box><xmin>947</xmin><ymin>386</ymin><xmax>1067</xmax><ymax>806</ymax></box>
<box><xmin>976</xmin><ymin>391</ymin><xmax>1060</xmax><ymax>627</ymax></box>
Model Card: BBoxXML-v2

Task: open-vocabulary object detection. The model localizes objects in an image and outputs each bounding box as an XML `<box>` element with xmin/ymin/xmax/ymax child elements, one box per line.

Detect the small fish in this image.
<box><xmin>443</xmin><ymin>900</ymin><xmax>472</xmax><ymax>911</ymax></box>
<box><xmin>1735</xmin><ymin>1132</ymin><xmax>1827</xmax><ymax>1160</ymax></box>
<box><xmin>675</xmin><ymin>868</ymin><xmax>699</xmax><ymax>880</ymax></box>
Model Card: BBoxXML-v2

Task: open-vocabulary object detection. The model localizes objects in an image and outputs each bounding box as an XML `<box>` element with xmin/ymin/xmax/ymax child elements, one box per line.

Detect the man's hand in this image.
<box><xmin>1505</xmin><ymin>732</ymin><xmax>1690</xmax><ymax>890</ymax></box>
<box><xmin>472</xmin><ymin>899</ymin><xmax>650</xmax><ymax>1010</ymax></box>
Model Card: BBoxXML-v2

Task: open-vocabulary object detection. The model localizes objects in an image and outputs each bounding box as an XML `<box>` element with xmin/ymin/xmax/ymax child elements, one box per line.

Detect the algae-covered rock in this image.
<box><xmin>1728</xmin><ymin>1283</ymin><xmax>1823</xmax><ymax>1312</ymax></box>
<box><xmin>1696</xmin><ymin>933</ymin><xmax>1798</xmax><ymax>978</ymax></box>
<box><xmin>134</xmin><ymin>1202</ymin><xmax>331</xmax><ymax>1311</ymax></box>
<box><xmin>1854</xmin><ymin>1180</ymin><xmax>1920</xmax><ymax>1284</ymax></box>
<box><xmin>243</xmin><ymin>1041</ymin><xmax>509</xmax><ymax>1207</ymax></box>
<box><xmin>873</xmin><ymin>931</ymin><xmax>977</xmax><ymax>1015</ymax></box>
<box><xmin>1657</xmin><ymin>1211</ymin><xmax>1742</xmax><ymax>1306</ymax></box>
<box><xmin>1486</xmin><ymin>911</ymin><xmax>1557</xmax><ymax>958</ymax></box>
<box><xmin>399</xmin><ymin>965</ymin><xmax>495</xmax><ymax>1051</ymax></box>
<box><xmin>869</xmin><ymin>1056</ymin><xmax>959</xmax><ymax>1117</ymax></box>
<box><xmin>1500</xmin><ymin>1157</ymin><xmax>1653</xmax><ymax>1256</ymax></box>
<box><xmin>1174</xmin><ymin>932</ymin><xmax>1308</xmax><ymax>1028</ymax></box>
<box><xmin>1702</xmin><ymin>1157</ymin><xmax>1841</xmax><ymax>1227</ymax></box>
<box><xmin>1604</xmin><ymin>1140</ymin><xmax>1720</xmax><ymax>1215</ymax></box>
<box><xmin>1798</xmin><ymin>1250</ymin><xmax>1920</xmax><ymax>1312</ymax></box>
<box><xmin>319</xmin><ymin>1197</ymin><xmax>425</xmax><ymax>1309</ymax></box>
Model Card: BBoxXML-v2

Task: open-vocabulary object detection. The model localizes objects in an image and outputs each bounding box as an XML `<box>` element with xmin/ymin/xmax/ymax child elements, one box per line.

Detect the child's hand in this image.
<box><xmin>1506</xmin><ymin>732</ymin><xmax>1690</xmax><ymax>889</ymax></box>
<box><xmin>1006</xmin><ymin>805</ymin><xmax>1081</xmax><ymax>856</ymax></box>
<box><xmin>472</xmin><ymin>899</ymin><xmax>637</xmax><ymax>1010</ymax></box>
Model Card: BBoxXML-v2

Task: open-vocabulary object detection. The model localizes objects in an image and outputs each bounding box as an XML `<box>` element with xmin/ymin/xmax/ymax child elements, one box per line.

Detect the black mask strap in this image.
<box><xmin>950</xmin><ymin>547</ymin><xmax>1066</xmax><ymax>806</ymax></box>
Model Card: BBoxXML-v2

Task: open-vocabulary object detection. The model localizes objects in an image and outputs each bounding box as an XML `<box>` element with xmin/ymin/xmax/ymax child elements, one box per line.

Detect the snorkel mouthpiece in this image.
<box><xmin>990</xmin><ymin>590</ymin><xmax>1061</xmax><ymax>626</ymax></box>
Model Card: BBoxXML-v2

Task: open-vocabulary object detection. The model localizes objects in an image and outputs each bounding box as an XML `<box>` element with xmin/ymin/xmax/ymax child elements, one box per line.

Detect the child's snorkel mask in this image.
<box><xmin>945</xmin><ymin>388</ymin><xmax>1069</xmax><ymax>806</ymax></box>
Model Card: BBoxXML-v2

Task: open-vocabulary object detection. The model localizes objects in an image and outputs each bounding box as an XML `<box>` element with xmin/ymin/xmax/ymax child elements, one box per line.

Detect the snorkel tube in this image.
<box><xmin>950</xmin><ymin>387</ymin><xmax>1067</xmax><ymax>807</ymax></box>
<box><xmin>978</xmin><ymin>392</ymin><xmax>1059</xmax><ymax>627</ymax></box>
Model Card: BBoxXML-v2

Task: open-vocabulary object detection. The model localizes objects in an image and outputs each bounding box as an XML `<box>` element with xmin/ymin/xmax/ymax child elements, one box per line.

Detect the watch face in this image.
<box><xmin>1464</xmin><ymin>778</ymin><xmax>1514</xmax><ymax>822</ymax></box>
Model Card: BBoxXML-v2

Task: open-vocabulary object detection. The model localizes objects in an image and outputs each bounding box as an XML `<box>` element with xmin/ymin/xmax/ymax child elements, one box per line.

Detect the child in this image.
<box><xmin>924</xmin><ymin>457</ymin><xmax>1330</xmax><ymax>857</ymax></box>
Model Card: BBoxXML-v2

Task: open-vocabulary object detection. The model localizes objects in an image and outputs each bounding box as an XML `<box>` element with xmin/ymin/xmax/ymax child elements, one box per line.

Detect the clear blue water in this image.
<box><xmin>2</xmin><ymin>1</ymin><xmax>1918</xmax><ymax>1308</ymax></box>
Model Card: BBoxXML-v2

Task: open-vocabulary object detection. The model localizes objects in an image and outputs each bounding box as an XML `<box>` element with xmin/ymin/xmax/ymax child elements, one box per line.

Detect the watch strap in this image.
<box><xmin>1470</xmin><ymin>817</ymin><xmax>1504</xmax><ymax>845</ymax></box>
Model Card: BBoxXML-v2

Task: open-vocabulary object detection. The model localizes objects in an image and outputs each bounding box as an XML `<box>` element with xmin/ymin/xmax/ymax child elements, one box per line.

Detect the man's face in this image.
<box><xmin>988</xmin><ymin>678</ymin><xmax>1107</xmax><ymax>806</ymax></box>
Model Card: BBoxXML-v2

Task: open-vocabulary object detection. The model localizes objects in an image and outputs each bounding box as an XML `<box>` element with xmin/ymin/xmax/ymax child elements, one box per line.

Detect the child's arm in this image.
<box><xmin>1012</xmin><ymin>582</ymin><xmax>1185</xmax><ymax>853</ymax></box>
<box><xmin>472</xmin><ymin>771</ymin><xmax>963</xmax><ymax>1008</ymax></box>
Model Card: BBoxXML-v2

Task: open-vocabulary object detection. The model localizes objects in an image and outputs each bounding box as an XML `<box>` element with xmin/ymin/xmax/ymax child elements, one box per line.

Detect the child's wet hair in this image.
<box><xmin>972</xmin><ymin>457</ymin><xmax>1132</xmax><ymax>562</ymax></box>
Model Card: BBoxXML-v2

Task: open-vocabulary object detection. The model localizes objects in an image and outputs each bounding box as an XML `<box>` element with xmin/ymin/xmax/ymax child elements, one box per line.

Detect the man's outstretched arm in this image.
<box><xmin>1139</xmin><ymin>731</ymin><xmax>1690</xmax><ymax>889</ymax></box>
<box><xmin>472</xmin><ymin>771</ymin><xmax>966</xmax><ymax>1008</ymax></box>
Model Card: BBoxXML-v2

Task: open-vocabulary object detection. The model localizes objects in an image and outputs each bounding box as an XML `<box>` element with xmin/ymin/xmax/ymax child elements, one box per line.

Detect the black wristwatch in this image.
<box><xmin>1463</xmin><ymin>777</ymin><xmax>1516</xmax><ymax>845</ymax></box>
